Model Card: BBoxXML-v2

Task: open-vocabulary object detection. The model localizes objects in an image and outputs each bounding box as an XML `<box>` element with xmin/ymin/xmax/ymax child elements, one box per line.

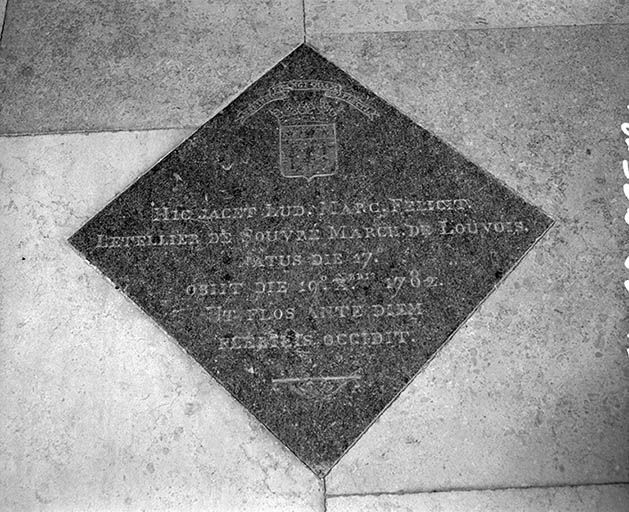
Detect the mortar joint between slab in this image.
<box><xmin>0</xmin><ymin>0</ymin><xmax>10</xmax><ymax>46</ymax></box>
<box><xmin>326</xmin><ymin>480</ymin><xmax>629</xmax><ymax>499</ymax></box>
<box><xmin>301</xmin><ymin>0</ymin><xmax>307</xmax><ymax>42</ymax></box>
<box><xmin>311</xmin><ymin>20</ymin><xmax>629</xmax><ymax>38</ymax></box>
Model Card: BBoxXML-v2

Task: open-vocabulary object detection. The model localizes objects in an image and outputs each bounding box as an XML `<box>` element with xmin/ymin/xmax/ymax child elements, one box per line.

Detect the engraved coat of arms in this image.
<box><xmin>236</xmin><ymin>80</ymin><xmax>379</xmax><ymax>181</ymax></box>
<box><xmin>271</xmin><ymin>94</ymin><xmax>339</xmax><ymax>180</ymax></box>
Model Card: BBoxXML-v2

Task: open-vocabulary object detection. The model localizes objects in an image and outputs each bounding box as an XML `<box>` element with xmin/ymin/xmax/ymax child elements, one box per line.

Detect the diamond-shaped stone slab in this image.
<box><xmin>69</xmin><ymin>44</ymin><xmax>553</xmax><ymax>476</ymax></box>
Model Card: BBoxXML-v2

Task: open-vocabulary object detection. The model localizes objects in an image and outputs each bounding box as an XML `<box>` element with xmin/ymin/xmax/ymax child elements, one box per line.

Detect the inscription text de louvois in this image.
<box><xmin>94</xmin><ymin>196</ymin><xmax>531</xmax><ymax>249</ymax></box>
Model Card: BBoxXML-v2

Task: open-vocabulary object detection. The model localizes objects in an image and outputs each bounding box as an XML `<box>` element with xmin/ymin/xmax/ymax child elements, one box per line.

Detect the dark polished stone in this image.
<box><xmin>69</xmin><ymin>44</ymin><xmax>553</xmax><ymax>477</ymax></box>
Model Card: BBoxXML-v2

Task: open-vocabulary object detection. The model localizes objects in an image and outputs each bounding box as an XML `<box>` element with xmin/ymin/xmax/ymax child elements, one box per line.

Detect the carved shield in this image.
<box><xmin>279</xmin><ymin>123</ymin><xmax>337</xmax><ymax>180</ymax></box>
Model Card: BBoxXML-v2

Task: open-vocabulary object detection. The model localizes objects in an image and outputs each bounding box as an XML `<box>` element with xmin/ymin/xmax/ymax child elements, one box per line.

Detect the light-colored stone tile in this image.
<box><xmin>0</xmin><ymin>131</ymin><xmax>323</xmax><ymax>511</ymax></box>
<box><xmin>306</xmin><ymin>0</ymin><xmax>629</xmax><ymax>34</ymax></box>
<box><xmin>318</xmin><ymin>25</ymin><xmax>629</xmax><ymax>494</ymax></box>
<box><xmin>0</xmin><ymin>0</ymin><xmax>302</xmax><ymax>135</ymax></box>
<box><xmin>327</xmin><ymin>484</ymin><xmax>629</xmax><ymax>512</ymax></box>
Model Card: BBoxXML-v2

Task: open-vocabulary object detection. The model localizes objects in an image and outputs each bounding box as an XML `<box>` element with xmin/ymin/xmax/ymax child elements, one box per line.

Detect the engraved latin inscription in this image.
<box><xmin>92</xmin><ymin>193</ymin><xmax>534</xmax><ymax>354</ymax></box>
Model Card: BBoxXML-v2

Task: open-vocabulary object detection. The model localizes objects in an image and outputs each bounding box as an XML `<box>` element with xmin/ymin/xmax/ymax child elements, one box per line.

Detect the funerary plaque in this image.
<box><xmin>70</xmin><ymin>44</ymin><xmax>553</xmax><ymax>476</ymax></box>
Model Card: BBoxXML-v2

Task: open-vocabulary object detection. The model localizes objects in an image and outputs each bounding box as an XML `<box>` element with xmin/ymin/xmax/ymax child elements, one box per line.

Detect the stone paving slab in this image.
<box><xmin>316</xmin><ymin>24</ymin><xmax>629</xmax><ymax>494</ymax></box>
<box><xmin>0</xmin><ymin>130</ymin><xmax>323</xmax><ymax>512</ymax></box>
<box><xmin>66</xmin><ymin>43</ymin><xmax>553</xmax><ymax>479</ymax></box>
<box><xmin>305</xmin><ymin>0</ymin><xmax>629</xmax><ymax>34</ymax></box>
<box><xmin>327</xmin><ymin>484</ymin><xmax>629</xmax><ymax>512</ymax></box>
<box><xmin>0</xmin><ymin>0</ymin><xmax>302</xmax><ymax>135</ymax></box>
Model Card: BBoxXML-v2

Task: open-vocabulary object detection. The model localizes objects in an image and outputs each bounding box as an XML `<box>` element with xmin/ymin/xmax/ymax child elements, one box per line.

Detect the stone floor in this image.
<box><xmin>1</xmin><ymin>1</ymin><xmax>627</xmax><ymax>511</ymax></box>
